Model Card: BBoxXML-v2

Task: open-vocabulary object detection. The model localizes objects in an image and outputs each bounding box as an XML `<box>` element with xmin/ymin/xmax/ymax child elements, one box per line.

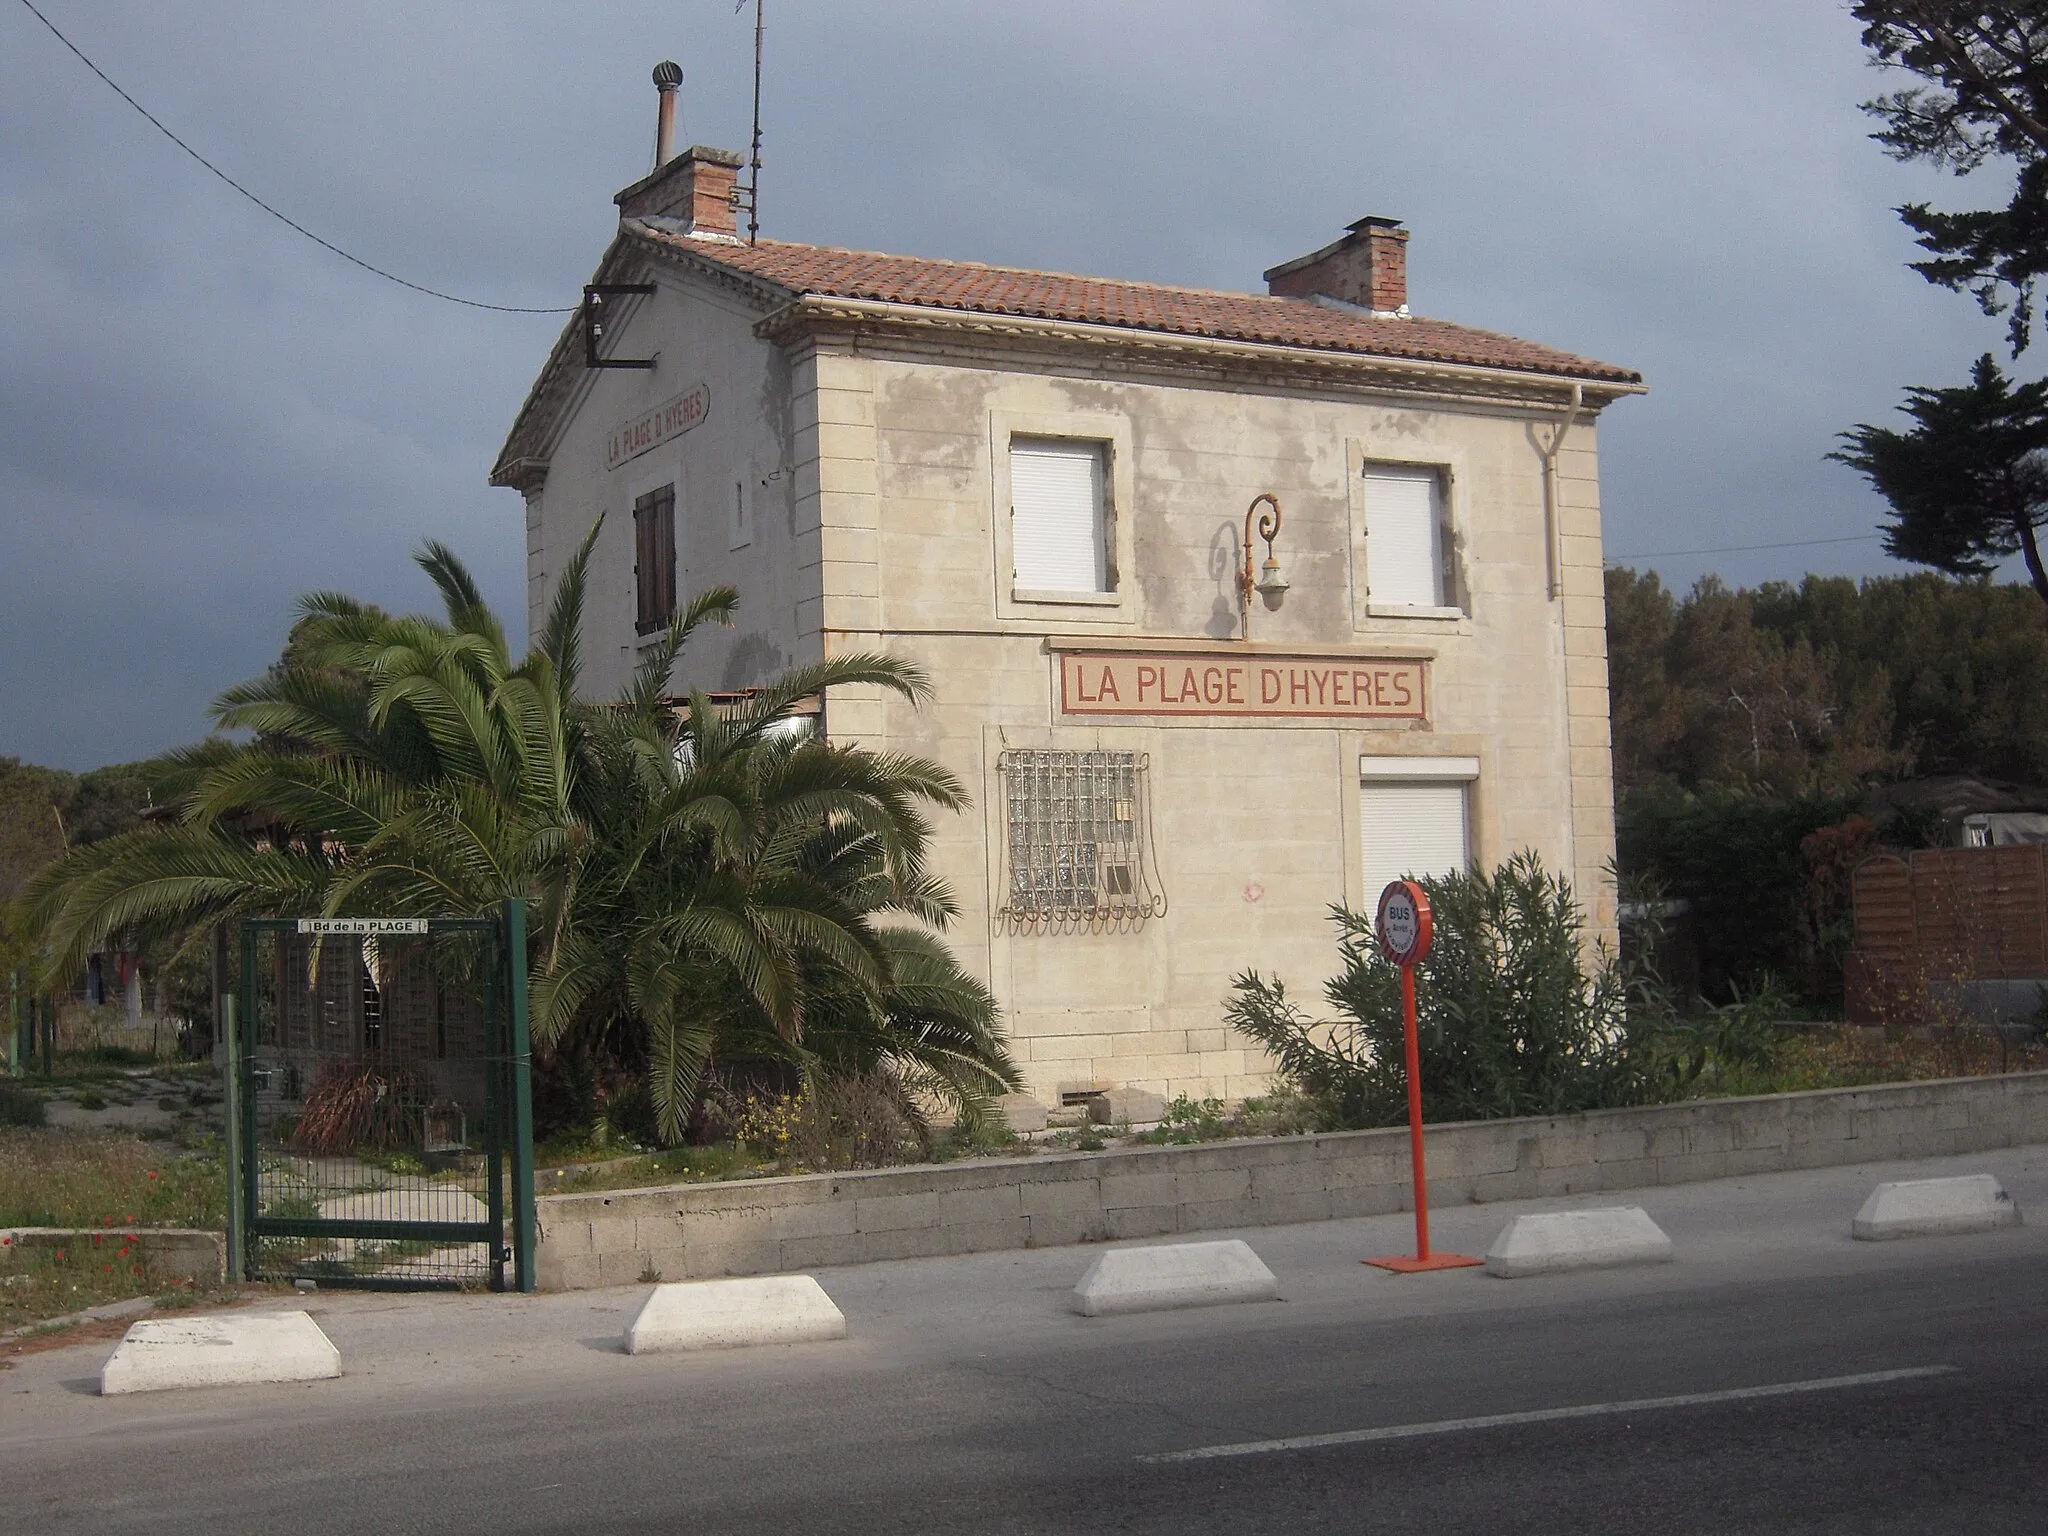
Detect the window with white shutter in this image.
<box><xmin>1359</xmin><ymin>756</ymin><xmax>1477</xmax><ymax>899</ymax></box>
<box><xmin>1010</xmin><ymin>438</ymin><xmax>1110</xmax><ymax>594</ymax></box>
<box><xmin>1364</xmin><ymin>464</ymin><xmax>1451</xmax><ymax>611</ymax></box>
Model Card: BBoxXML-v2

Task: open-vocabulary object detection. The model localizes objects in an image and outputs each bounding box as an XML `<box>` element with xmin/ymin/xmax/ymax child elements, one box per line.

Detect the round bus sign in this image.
<box><xmin>1376</xmin><ymin>879</ymin><xmax>1432</xmax><ymax>967</ymax></box>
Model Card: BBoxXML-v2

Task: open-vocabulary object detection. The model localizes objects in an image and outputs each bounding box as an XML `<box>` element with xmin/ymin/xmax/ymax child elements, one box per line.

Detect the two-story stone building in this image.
<box><xmin>493</xmin><ymin>99</ymin><xmax>1644</xmax><ymax>1109</ymax></box>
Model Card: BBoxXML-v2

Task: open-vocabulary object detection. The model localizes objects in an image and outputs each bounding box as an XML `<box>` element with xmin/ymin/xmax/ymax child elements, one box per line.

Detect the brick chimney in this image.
<box><xmin>616</xmin><ymin>144</ymin><xmax>745</xmax><ymax>239</ymax></box>
<box><xmin>1264</xmin><ymin>216</ymin><xmax>1410</xmax><ymax>316</ymax></box>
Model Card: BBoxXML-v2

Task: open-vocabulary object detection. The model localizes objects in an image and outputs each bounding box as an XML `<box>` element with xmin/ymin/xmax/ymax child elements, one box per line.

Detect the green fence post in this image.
<box><xmin>239</xmin><ymin>926</ymin><xmax>260</xmax><ymax>1275</ymax></box>
<box><xmin>222</xmin><ymin>993</ymin><xmax>245</xmax><ymax>1283</ymax></box>
<box><xmin>503</xmin><ymin>898</ymin><xmax>537</xmax><ymax>1293</ymax></box>
<box><xmin>6</xmin><ymin>972</ymin><xmax>17</xmax><ymax>1076</ymax></box>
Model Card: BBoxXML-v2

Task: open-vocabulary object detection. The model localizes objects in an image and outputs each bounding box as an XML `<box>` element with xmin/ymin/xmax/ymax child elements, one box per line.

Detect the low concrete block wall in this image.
<box><xmin>535</xmin><ymin>1071</ymin><xmax>2048</xmax><ymax>1290</ymax></box>
<box><xmin>0</xmin><ymin>1228</ymin><xmax>224</xmax><ymax>1283</ymax></box>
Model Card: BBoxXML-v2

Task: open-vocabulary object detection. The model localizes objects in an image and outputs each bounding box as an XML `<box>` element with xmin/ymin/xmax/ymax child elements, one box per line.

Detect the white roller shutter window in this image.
<box><xmin>1011</xmin><ymin>438</ymin><xmax>1108</xmax><ymax>593</ymax></box>
<box><xmin>1364</xmin><ymin>464</ymin><xmax>1444</xmax><ymax>608</ymax></box>
<box><xmin>1360</xmin><ymin>781</ymin><xmax>1469</xmax><ymax>901</ymax></box>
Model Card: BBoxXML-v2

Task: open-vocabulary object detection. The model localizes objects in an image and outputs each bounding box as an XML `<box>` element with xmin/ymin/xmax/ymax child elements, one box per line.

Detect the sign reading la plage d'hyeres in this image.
<box><xmin>1058</xmin><ymin>650</ymin><xmax>1426</xmax><ymax>721</ymax></box>
<box><xmin>606</xmin><ymin>384</ymin><xmax>710</xmax><ymax>471</ymax></box>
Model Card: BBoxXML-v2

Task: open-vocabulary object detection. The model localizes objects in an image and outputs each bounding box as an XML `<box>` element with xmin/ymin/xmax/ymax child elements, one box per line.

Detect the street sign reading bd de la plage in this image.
<box><xmin>1376</xmin><ymin>879</ymin><xmax>1433</xmax><ymax>967</ymax></box>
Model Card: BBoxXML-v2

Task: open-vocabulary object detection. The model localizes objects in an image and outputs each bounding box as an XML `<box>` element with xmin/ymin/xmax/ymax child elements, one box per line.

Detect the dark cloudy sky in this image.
<box><xmin>0</xmin><ymin>1</ymin><xmax>2023</xmax><ymax>769</ymax></box>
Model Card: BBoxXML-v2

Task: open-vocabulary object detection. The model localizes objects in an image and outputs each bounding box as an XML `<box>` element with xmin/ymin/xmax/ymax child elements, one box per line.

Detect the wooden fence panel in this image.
<box><xmin>1850</xmin><ymin>845</ymin><xmax>2048</xmax><ymax>1013</ymax></box>
<box><xmin>1850</xmin><ymin>855</ymin><xmax>1914</xmax><ymax>965</ymax></box>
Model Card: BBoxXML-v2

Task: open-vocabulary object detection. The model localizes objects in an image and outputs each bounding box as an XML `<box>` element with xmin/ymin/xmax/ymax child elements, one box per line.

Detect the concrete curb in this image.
<box><xmin>1070</xmin><ymin>1239</ymin><xmax>1278</xmax><ymax>1316</ymax></box>
<box><xmin>624</xmin><ymin>1275</ymin><xmax>846</xmax><ymax>1354</ymax></box>
<box><xmin>1852</xmin><ymin>1174</ymin><xmax>2022</xmax><ymax>1241</ymax></box>
<box><xmin>99</xmin><ymin>1310</ymin><xmax>339</xmax><ymax>1395</ymax></box>
<box><xmin>1484</xmin><ymin>1206</ymin><xmax>1674</xmax><ymax>1278</ymax></box>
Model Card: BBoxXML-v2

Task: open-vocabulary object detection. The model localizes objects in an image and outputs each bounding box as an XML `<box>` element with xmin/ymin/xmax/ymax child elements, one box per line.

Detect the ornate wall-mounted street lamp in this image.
<box><xmin>1238</xmin><ymin>492</ymin><xmax>1288</xmax><ymax>639</ymax></box>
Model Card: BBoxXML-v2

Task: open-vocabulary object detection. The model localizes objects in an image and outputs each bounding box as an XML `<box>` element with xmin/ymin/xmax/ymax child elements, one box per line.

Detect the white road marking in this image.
<box><xmin>1141</xmin><ymin>1365</ymin><xmax>1959</xmax><ymax>1463</ymax></box>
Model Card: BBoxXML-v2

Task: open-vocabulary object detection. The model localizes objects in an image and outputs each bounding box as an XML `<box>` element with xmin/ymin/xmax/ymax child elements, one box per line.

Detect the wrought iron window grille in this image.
<box><xmin>995</xmin><ymin>749</ymin><xmax>1166</xmax><ymax>933</ymax></box>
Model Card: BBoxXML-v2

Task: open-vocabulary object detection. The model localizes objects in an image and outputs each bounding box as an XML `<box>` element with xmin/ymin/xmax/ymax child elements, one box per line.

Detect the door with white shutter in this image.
<box><xmin>1360</xmin><ymin>756</ymin><xmax>1477</xmax><ymax>899</ymax></box>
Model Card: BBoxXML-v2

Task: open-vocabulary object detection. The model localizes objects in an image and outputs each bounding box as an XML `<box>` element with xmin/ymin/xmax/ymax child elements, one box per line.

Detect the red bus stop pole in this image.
<box><xmin>1401</xmin><ymin>961</ymin><xmax>1432</xmax><ymax>1261</ymax></box>
<box><xmin>1365</xmin><ymin>879</ymin><xmax>1481</xmax><ymax>1274</ymax></box>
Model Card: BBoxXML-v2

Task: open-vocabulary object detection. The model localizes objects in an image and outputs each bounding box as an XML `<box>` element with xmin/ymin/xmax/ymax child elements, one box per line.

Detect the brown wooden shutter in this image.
<box><xmin>633</xmin><ymin>494</ymin><xmax>655</xmax><ymax>634</ymax></box>
<box><xmin>633</xmin><ymin>486</ymin><xmax>676</xmax><ymax>634</ymax></box>
<box><xmin>655</xmin><ymin>486</ymin><xmax>677</xmax><ymax>627</ymax></box>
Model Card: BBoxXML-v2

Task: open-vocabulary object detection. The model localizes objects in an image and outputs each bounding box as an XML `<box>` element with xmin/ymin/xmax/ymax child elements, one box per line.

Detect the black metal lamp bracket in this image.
<box><xmin>582</xmin><ymin>284</ymin><xmax>658</xmax><ymax>369</ymax></box>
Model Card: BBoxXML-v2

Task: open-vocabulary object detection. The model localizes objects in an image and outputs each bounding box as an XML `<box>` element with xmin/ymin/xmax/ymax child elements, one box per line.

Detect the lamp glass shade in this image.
<box><xmin>1256</xmin><ymin>555</ymin><xmax>1289</xmax><ymax>610</ymax></box>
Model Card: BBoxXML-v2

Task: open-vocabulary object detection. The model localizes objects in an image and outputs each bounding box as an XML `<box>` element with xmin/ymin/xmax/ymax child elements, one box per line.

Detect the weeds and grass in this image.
<box><xmin>534</xmin><ymin>1103</ymin><xmax>1039</xmax><ymax>1193</ymax></box>
<box><xmin>0</xmin><ymin>1128</ymin><xmax>225</xmax><ymax>1230</ymax></box>
<box><xmin>73</xmin><ymin>1091</ymin><xmax>108</xmax><ymax>1112</ymax></box>
<box><xmin>0</xmin><ymin>1129</ymin><xmax>230</xmax><ymax>1328</ymax></box>
<box><xmin>0</xmin><ymin>1242</ymin><xmax>232</xmax><ymax>1333</ymax></box>
<box><xmin>86</xmin><ymin>1045</ymin><xmax>157</xmax><ymax>1068</ymax></box>
<box><xmin>536</xmin><ymin>1142</ymin><xmax>773</xmax><ymax>1196</ymax></box>
<box><xmin>1122</xmin><ymin>1087</ymin><xmax>1330</xmax><ymax>1146</ymax></box>
<box><xmin>11</xmin><ymin>1056</ymin><xmax>212</xmax><ymax>1092</ymax></box>
<box><xmin>1696</xmin><ymin>1024</ymin><xmax>2048</xmax><ymax>1098</ymax></box>
<box><xmin>930</xmin><ymin>1114</ymin><xmax>1018</xmax><ymax>1161</ymax></box>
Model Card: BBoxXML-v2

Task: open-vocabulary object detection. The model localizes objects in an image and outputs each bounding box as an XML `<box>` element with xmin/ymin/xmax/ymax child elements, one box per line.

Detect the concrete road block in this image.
<box><xmin>1484</xmin><ymin>1206</ymin><xmax>1674</xmax><ymax>1279</ymax></box>
<box><xmin>1852</xmin><ymin>1174</ymin><xmax>2021</xmax><ymax>1241</ymax></box>
<box><xmin>624</xmin><ymin>1275</ymin><xmax>846</xmax><ymax>1354</ymax></box>
<box><xmin>100</xmin><ymin>1310</ymin><xmax>339</xmax><ymax>1395</ymax></box>
<box><xmin>1069</xmin><ymin>1239</ymin><xmax>1278</xmax><ymax>1316</ymax></box>
<box><xmin>1090</xmin><ymin>1088</ymin><xmax>1168</xmax><ymax>1126</ymax></box>
<box><xmin>994</xmin><ymin>1093</ymin><xmax>1048</xmax><ymax>1134</ymax></box>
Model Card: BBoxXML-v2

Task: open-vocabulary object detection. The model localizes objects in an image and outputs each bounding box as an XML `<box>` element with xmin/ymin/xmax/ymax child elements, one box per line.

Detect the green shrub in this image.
<box><xmin>289</xmin><ymin>1061</ymin><xmax>436</xmax><ymax>1154</ymax></box>
<box><xmin>1617</xmin><ymin>786</ymin><xmax>1862</xmax><ymax>1007</ymax></box>
<box><xmin>0</xmin><ymin>1084</ymin><xmax>46</xmax><ymax>1128</ymax></box>
<box><xmin>1227</xmin><ymin>854</ymin><xmax>1655</xmax><ymax>1129</ymax></box>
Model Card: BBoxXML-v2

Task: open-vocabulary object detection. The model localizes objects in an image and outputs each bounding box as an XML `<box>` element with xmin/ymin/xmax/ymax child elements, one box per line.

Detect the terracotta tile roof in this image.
<box><xmin>635</xmin><ymin>229</ymin><xmax>1640</xmax><ymax>385</ymax></box>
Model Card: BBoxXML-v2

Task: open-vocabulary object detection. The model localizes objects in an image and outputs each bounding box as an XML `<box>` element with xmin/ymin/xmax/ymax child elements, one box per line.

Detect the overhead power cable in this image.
<box><xmin>1606</xmin><ymin>532</ymin><xmax>1885</xmax><ymax>562</ymax></box>
<box><xmin>16</xmin><ymin>0</ymin><xmax>574</xmax><ymax>314</ymax></box>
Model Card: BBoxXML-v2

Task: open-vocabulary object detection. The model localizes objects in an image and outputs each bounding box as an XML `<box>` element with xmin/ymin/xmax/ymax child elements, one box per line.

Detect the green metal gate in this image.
<box><xmin>228</xmin><ymin>900</ymin><xmax>535</xmax><ymax>1291</ymax></box>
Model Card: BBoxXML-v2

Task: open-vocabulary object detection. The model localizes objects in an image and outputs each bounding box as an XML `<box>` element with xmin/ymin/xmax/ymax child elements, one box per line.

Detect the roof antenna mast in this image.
<box><xmin>733</xmin><ymin>0</ymin><xmax>764</xmax><ymax>245</ymax></box>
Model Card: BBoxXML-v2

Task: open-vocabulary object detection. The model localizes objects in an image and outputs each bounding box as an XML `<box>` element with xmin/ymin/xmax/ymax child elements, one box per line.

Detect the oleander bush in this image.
<box><xmin>1227</xmin><ymin>854</ymin><xmax>1663</xmax><ymax>1129</ymax></box>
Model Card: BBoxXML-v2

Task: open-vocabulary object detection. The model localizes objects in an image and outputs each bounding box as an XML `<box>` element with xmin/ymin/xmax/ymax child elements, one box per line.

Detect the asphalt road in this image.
<box><xmin>7</xmin><ymin>1152</ymin><xmax>2048</xmax><ymax>1534</ymax></box>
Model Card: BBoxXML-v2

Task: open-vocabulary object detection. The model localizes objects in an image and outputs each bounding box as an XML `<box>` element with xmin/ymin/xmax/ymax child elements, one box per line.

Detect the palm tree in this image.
<box><xmin>20</xmin><ymin>531</ymin><xmax>1015</xmax><ymax>1141</ymax></box>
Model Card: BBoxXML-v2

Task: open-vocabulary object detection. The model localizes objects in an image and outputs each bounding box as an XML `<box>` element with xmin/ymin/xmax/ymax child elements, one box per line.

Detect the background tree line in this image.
<box><xmin>1608</xmin><ymin>564</ymin><xmax>2048</xmax><ymax>1012</ymax></box>
<box><xmin>1607</xmin><ymin>566</ymin><xmax>2048</xmax><ymax>796</ymax></box>
<box><xmin>0</xmin><ymin>756</ymin><xmax>159</xmax><ymax>990</ymax></box>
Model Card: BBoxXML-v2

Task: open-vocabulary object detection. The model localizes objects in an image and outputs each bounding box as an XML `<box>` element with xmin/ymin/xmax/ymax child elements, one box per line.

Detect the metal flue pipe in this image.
<box><xmin>652</xmin><ymin>60</ymin><xmax>683</xmax><ymax>167</ymax></box>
